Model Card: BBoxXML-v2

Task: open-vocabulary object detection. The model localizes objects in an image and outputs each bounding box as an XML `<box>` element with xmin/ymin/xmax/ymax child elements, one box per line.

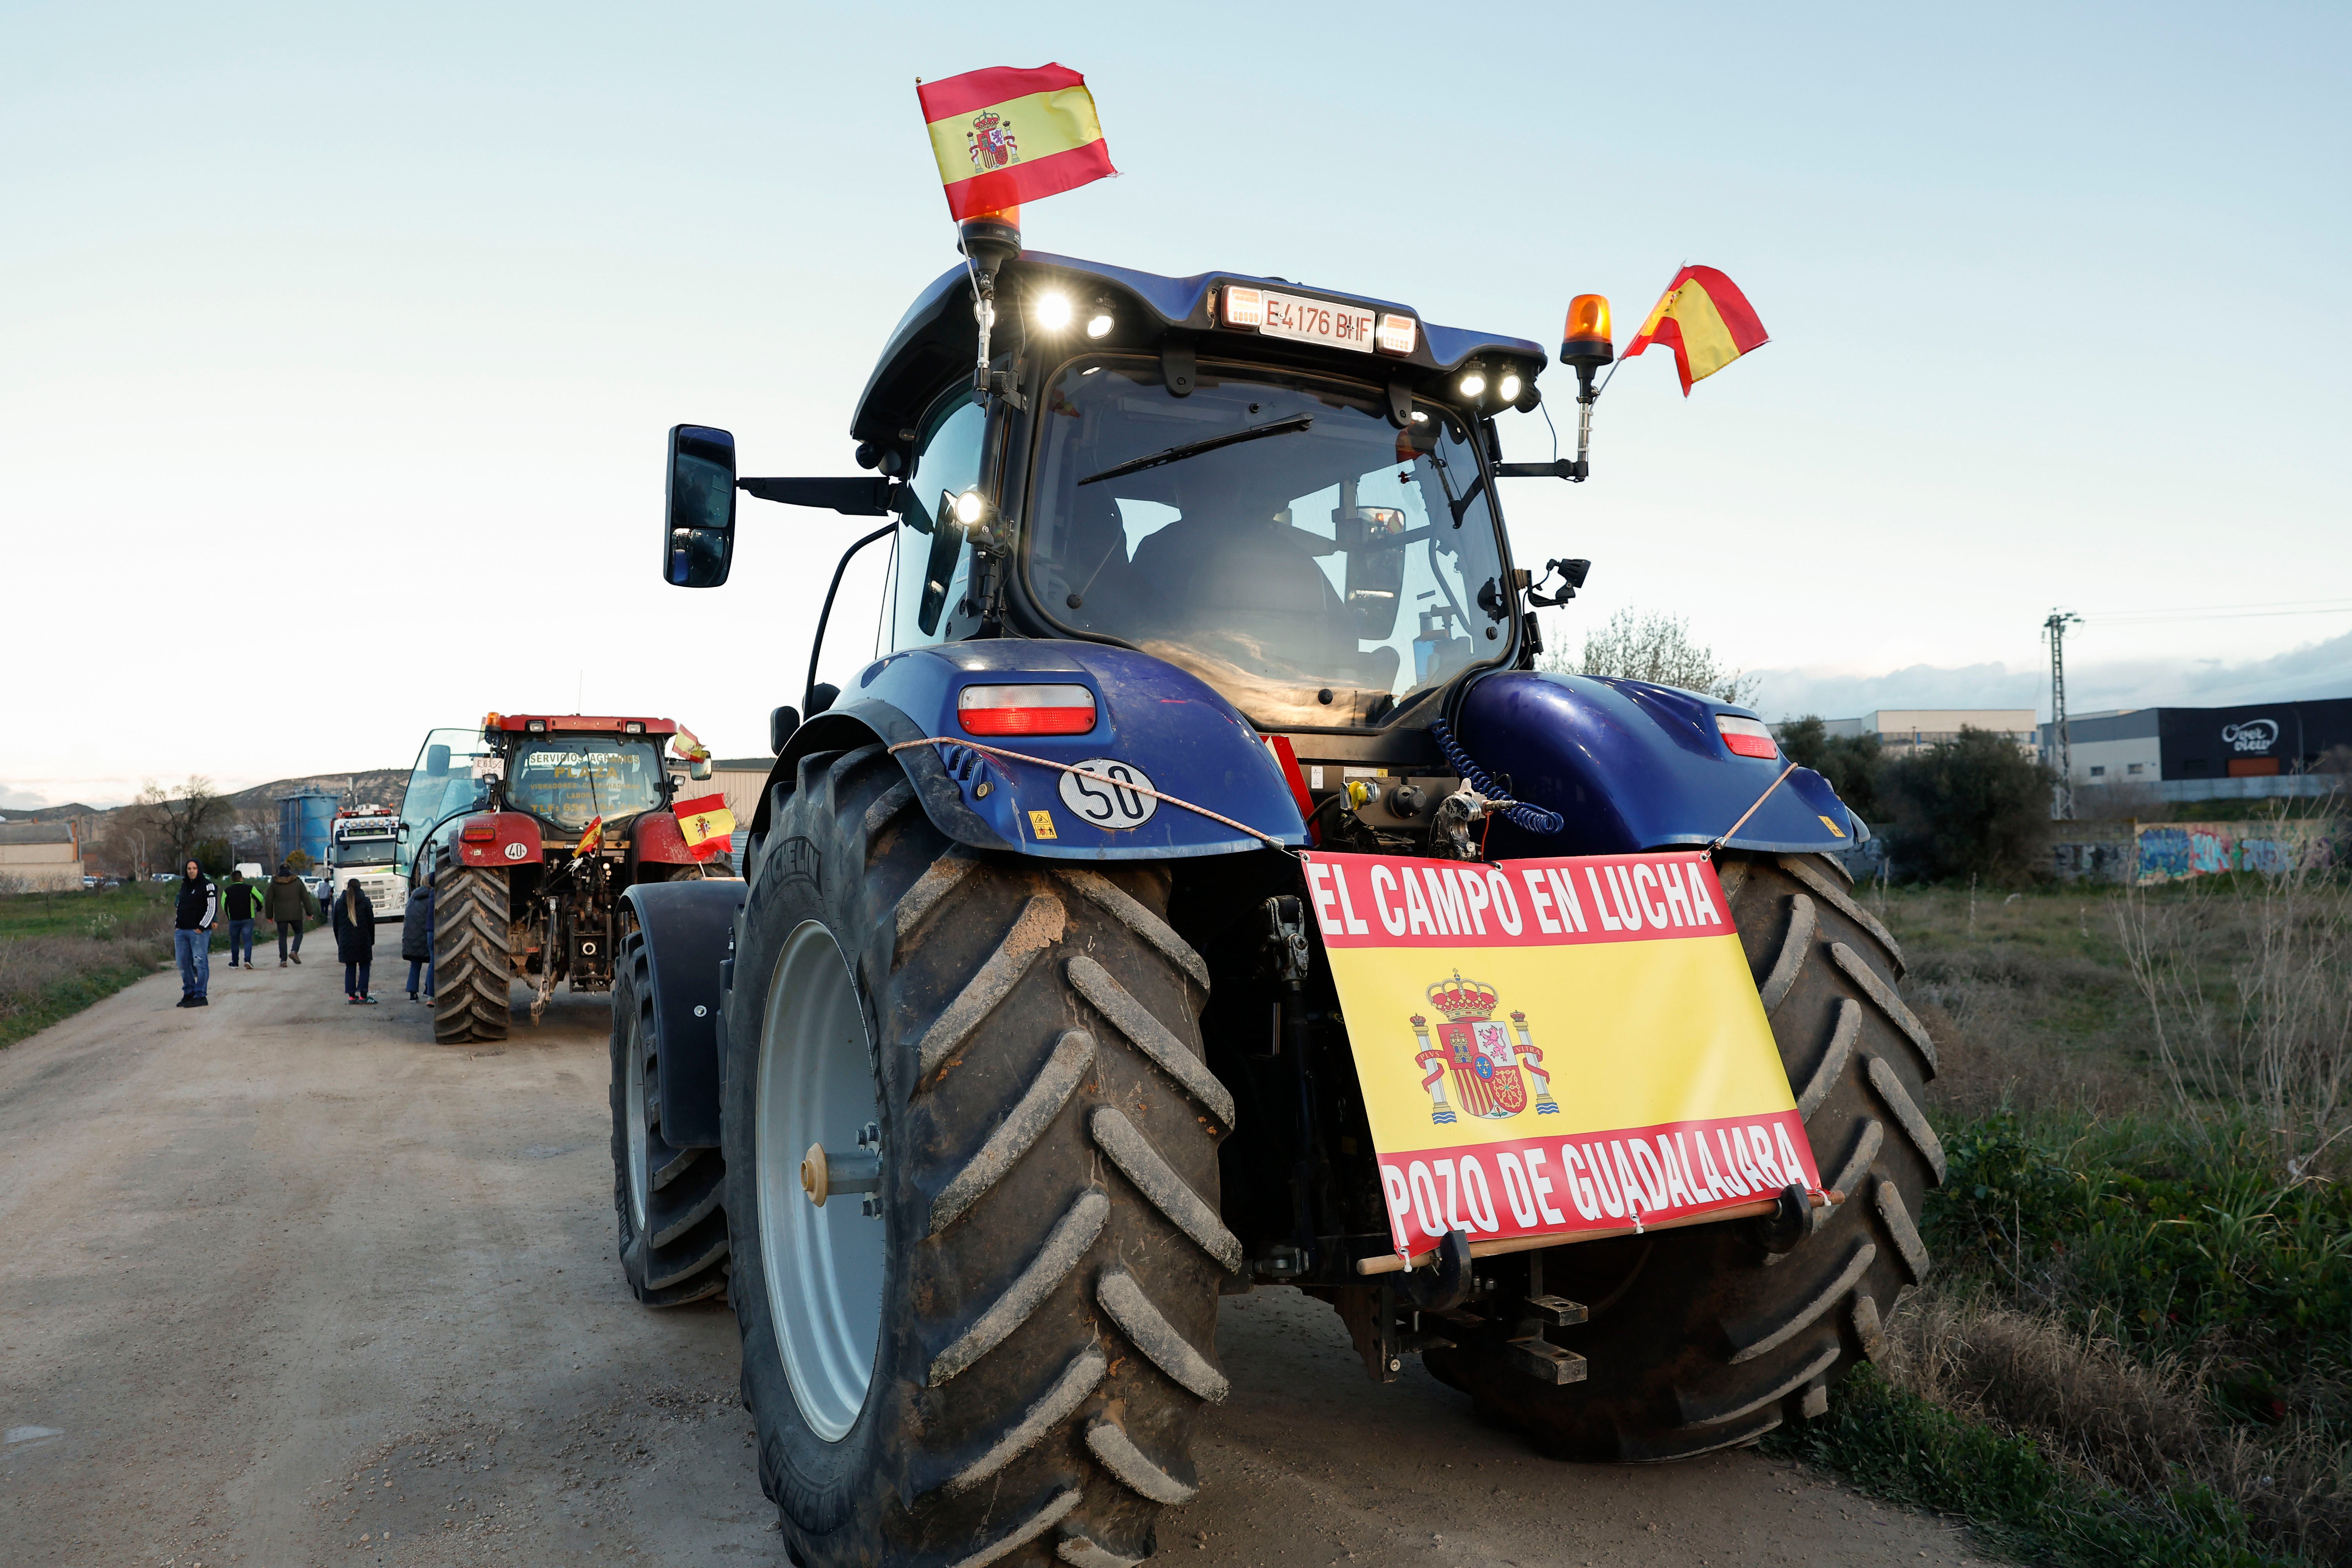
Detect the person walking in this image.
<box><xmin>221</xmin><ymin>870</ymin><xmax>264</xmax><ymax>969</ymax></box>
<box><xmin>332</xmin><ymin>877</ymin><xmax>379</xmax><ymax>1004</ymax></box>
<box><xmin>400</xmin><ymin>881</ymin><xmax>434</xmax><ymax>1004</ymax></box>
<box><xmin>266</xmin><ymin>860</ymin><xmax>318</xmax><ymax>966</ymax></box>
<box><xmin>172</xmin><ymin>859</ymin><xmax>217</xmax><ymax>1007</ymax></box>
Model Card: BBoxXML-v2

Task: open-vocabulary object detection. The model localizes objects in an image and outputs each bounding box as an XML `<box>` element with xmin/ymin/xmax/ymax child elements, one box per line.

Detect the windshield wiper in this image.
<box><xmin>1078</xmin><ymin>414</ymin><xmax>1313</xmax><ymax>487</ymax></box>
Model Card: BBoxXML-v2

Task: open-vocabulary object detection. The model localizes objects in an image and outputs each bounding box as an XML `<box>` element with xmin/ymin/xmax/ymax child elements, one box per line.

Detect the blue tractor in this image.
<box><xmin>619</xmin><ymin>214</ymin><xmax>1936</xmax><ymax>1568</ymax></box>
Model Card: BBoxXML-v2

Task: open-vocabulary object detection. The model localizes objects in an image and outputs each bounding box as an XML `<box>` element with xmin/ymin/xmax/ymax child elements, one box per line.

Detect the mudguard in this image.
<box><xmin>627</xmin><ymin>809</ymin><xmax>698</xmax><ymax>867</ymax></box>
<box><xmin>619</xmin><ymin>877</ymin><xmax>746</xmax><ymax>1149</ymax></box>
<box><xmin>754</xmin><ymin>639</ymin><xmax>1308</xmax><ymax>862</ymax></box>
<box><xmin>1455</xmin><ymin>672</ymin><xmax>1858</xmax><ymax>859</ymax></box>
<box><xmin>442</xmin><ymin>809</ymin><xmax>543</xmax><ymax>869</ymax></box>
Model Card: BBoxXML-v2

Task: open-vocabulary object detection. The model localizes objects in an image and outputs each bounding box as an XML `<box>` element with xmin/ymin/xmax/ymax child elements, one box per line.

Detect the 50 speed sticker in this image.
<box><xmin>1057</xmin><ymin>758</ymin><xmax>1157</xmax><ymax>829</ymax></box>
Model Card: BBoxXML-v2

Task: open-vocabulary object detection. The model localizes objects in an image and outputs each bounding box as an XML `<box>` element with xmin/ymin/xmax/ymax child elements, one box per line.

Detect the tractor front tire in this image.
<box><xmin>610</xmin><ymin>933</ymin><xmax>731</xmax><ymax>1305</ymax></box>
<box><xmin>432</xmin><ymin>862</ymin><xmax>512</xmax><ymax>1045</ymax></box>
<box><xmin>1423</xmin><ymin>851</ymin><xmax>1938</xmax><ymax>1459</ymax></box>
<box><xmin>722</xmin><ymin>743</ymin><xmax>1232</xmax><ymax>1568</ymax></box>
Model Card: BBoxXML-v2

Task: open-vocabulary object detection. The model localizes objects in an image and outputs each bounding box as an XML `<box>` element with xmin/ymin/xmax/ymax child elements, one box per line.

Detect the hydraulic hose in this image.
<box><xmin>1427</xmin><ymin>719</ymin><xmax>1565</xmax><ymax>837</ymax></box>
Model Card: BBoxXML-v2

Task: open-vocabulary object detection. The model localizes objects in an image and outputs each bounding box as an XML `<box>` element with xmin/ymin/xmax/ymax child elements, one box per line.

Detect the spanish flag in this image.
<box><xmin>673</xmin><ymin>793</ymin><xmax>736</xmax><ymax>863</ymax></box>
<box><xmin>575</xmin><ymin>816</ymin><xmax>604</xmax><ymax>857</ymax></box>
<box><xmin>1622</xmin><ymin>266</ymin><xmax>1769</xmax><ymax>395</ymax></box>
<box><xmin>917</xmin><ymin>64</ymin><xmax>1114</xmax><ymax>221</ymax></box>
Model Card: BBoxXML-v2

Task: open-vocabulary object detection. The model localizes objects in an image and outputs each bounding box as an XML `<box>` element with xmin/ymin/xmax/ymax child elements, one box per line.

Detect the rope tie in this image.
<box><xmin>1710</xmin><ymin>761</ymin><xmax>1800</xmax><ymax>855</ymax></box>
<box><xmin>885</xmin><ymin>738</ymin><xmax>1296</xmax><ymax>853</ymax></box>
<box><xmin>1427</xmin><ymin>720</ymin><xmax>1566</xmax><ymax>836</ymax></box>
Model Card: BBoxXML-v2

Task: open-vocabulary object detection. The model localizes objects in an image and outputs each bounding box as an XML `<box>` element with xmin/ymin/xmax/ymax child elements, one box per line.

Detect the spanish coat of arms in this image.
<box><xmin>966</xmin><ymin>111</ymin><xmax>1018</xmax><ymax>172</ymax></box>
<box><xmin>1408</xmin><ymin>971</ymin><xmax>1560</xmax><ymax>1124</ymax></box>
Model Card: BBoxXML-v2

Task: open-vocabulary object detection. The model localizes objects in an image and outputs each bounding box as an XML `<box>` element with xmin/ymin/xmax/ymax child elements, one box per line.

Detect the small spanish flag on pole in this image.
<box><xmin>575</xmin><ymin>816</ymin><xmax>604</xmax><ymax>857</ymax></box>
<box><xmin>1621</xmin><ymin>266</ymin><xmax>1769</xmax><ymax>396</ymax></box>
<box><xmin>917</xmin><ymin>64</ymin><xmax>1114</xmax><ymax>221</ymax></box>
<box><xmin>672</xmin><ymin>793</ymin><xmax>736</xmax><ymax>864</ymax></box>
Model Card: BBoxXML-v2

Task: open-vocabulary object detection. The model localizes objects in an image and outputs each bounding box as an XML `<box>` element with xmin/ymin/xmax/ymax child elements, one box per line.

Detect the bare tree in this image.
<box><xmin>1541</xmin><ymin>608</ymin><xmax>1761</xmax><ymax>706</ymax></box>
<box><xmin>109</xmin><ymin>778</ymin><xmax>235</xmax><ymax>873</ymax></box>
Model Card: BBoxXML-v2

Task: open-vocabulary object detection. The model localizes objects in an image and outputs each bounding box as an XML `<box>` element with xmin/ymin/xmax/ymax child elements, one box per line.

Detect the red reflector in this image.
<box><xmin>1716</xmin><ymin>715</ymin><xmax>1779</xmax><ymax>759</ymax></box>
<box><xmin>459</xmin><ymin>818</ymin><xmax>497</xmax><ymax>842</ymax></box>
<box><xmin>958</xmin><ymin>683</ymin><xmax>1096</xmax><ymax>737</ymax></box>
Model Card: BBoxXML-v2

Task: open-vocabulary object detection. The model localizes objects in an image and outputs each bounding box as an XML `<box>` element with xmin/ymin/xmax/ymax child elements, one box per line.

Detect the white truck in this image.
<box><xmin>323</xmin><ymin>806</ymin><xmax>406</xmax><ymax>920</ymax></box>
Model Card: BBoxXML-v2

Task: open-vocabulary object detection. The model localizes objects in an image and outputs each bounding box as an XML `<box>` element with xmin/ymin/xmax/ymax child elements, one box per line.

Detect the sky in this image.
<box><xmin>4</xmin><ymin>2</ymin><xmax>2348</xmax><ymax>808</ymax></box>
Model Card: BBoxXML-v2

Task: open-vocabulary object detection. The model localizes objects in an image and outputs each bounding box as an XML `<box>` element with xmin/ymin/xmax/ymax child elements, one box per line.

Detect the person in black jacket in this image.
<box><xmin>221</xmin><ymin>871</ymin><xmax>264</xmax><ymax>968</ymax></box>
<box><xmin>172</xmin><ymin>859</ymin><xmax>217</xmax><ymax>1008</ymax></box>
<box><xmin>332</xmin><ymin>878</ymin><xmax>379</xmax><ymax>1004</ymax></box>
<box><xmin>400</xmin><ymin>884</ymin><xmax>434</xmax><ymax>1004</ymax></box>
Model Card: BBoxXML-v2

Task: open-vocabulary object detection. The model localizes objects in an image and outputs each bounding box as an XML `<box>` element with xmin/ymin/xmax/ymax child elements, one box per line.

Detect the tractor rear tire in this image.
<box><xmin>432</xmin><ymin>862</ymin><xmax>513</xmax><ymax>1045</ymax></box>
<box><xmin>722</xmin><ymin>743</ymin><xmax>1232</xmax><ymax>1568</ymax></box>
<box><xmin>610</xmin><ymin>933</ymin><xmax>730</xmax><ymax>1305</ymax></box>
<box><xmin>1422</xmin><ymin>851</ymin><xmax>1938</xmax><ymax>1459</ymax></box>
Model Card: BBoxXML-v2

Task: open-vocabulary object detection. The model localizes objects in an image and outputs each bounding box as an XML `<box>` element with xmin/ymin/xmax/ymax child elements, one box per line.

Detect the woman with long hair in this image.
<box><xmin>331</xmin><ymin>877</ymin><xmax>379</xmax><ymax>1004</ymax></box>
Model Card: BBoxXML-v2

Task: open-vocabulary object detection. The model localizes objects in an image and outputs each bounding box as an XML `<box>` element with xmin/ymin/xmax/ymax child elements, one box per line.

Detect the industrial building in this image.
<box><xmin>0</xmin><ymin>822</ymin><xmax>85</xmax><ymax>891</ymax></box>
<box><xmin>2040</xmin><ymin>698</ymin><xmax>2352</xmax><ymax>801</ymax></box>
<box><xmin>1820</xmin><ymin>709</ymin><xmax>2040</xmax><ymax>759</ymax></box>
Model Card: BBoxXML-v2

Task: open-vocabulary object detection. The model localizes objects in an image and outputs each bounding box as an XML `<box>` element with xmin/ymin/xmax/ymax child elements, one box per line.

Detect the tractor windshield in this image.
<box><xmin>1024</xmin><ymin>357</ymin><xmax>1514</xmax><ymax>727</ymax></box>
<box><xmin>505</xmin><ymin>738</ymin><xmax>667</xmax><ymax>833</ymax></box>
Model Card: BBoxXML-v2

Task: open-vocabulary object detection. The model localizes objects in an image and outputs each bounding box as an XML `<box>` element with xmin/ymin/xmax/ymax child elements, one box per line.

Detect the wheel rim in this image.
<box><xmin>625</xmin><ymin>1010</ymin><xmax>651</xmax><ymax>1236</ymax></box>
<box><xmin>757</xmin><ymin>919</ymin><xmax>884</xmax><ymax>1443</ymax></box>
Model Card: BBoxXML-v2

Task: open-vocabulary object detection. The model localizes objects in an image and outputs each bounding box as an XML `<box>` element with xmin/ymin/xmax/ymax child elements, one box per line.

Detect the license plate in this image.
<box><xmin>1258</xmin><ymin>289</ymin><xmax>1377</xmax><ymax>354</ymax></box>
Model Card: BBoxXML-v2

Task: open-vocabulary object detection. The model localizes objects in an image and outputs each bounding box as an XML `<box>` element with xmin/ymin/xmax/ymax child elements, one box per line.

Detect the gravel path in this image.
<box><xmin>0</xmin><ymin>958</ymin><xmax>1989</xmax><ymax>1566</ymax></box>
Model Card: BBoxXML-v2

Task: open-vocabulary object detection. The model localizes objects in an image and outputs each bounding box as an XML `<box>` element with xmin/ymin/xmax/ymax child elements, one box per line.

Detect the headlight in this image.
<box><xmin>1085</xmin><ymin>311</ymin><xmax>1114</xmax><ymax>338</ymax></box>
<box><xmin>1034</xmin><ymin>291</ymin><xmax>1072</xmax><ymax>330</ymax></box>
<box><xmin>1459</xmin><ymin>372</ymin><xmax>1487</xmax><ymax>399</ymax></box>
<box><xmin>954</xmin><ymin>489</ymin><xmax>986</xmax><ymax>526</ymax></box>
<box><xmin>1498</xmin><ymin>372</ymin><xmax>1523</xmax><ymax>401</ymax></box>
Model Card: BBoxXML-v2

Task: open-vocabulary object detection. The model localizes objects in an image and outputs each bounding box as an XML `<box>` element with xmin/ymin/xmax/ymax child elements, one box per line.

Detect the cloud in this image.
<box><xmin>1754</xmin><ymin>629</ymin><xmax>2352</xmax><ymax>721</ymax></box>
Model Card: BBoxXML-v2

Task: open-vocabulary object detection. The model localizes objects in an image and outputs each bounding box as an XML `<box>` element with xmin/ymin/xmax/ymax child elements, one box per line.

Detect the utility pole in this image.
<box><xmin>2045</xmin><ymin>610</ymin><xmax>2083</xmax><ymax>819</ymax></box>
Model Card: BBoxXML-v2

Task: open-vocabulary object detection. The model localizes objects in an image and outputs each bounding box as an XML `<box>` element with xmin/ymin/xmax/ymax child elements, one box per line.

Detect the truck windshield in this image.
<box><xmin>505</xmin><ymin>738</ymin><xmax>666</xmax><ymax>832</ymax></box>
<box><xmin>334</xmin><ymin>825</ymin><xmax>397</xmax><ymax>865</ymax></box>
<box><xmin>1024</xmin><ymin>357</ymin><xmax>1514</xmax><ymax>727</ymax></box>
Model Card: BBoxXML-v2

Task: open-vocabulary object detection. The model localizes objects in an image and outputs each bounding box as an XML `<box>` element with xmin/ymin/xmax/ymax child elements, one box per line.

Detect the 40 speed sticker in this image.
<box><xmin>1057</xmin><ymin>757</ymin><xmax>1158</xmax><ymax>830</ymax></box>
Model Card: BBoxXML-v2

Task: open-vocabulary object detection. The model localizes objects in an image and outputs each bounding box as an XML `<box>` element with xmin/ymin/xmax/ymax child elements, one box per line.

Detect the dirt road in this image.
<box><xmin>0</xmin><ymin>959</ymin><xmax>1987</xmax><ymax>1567</ymax></box>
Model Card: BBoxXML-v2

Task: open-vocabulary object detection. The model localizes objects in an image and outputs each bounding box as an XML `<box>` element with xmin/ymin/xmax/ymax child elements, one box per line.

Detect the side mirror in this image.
<box><xmin>426</xmin><ymin>743</ymin><xmax>451</xmax><ymax>776</ymax></box>
<box><xmin>688</xmin><ymin>759</ymin><xmax>713</xmax><ymax>781</ymax></box>
<box><xmin>665</xmin><ymin>424</ymin><xmax>737</xmax><ymax>588</ymax></box>
<box><xmin>769</xmin><ymin>705</ymin><xmax>801</xmax><ymax>756</ymax></box>
<box><xmin>806</xmin><ymin>683</ymin><xmax>839</xmax><ymax>718</ymax></box>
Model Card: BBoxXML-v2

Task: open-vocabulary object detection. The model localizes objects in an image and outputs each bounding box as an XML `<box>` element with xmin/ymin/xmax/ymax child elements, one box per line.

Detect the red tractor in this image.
<box><xmin>416</xmin><ymin>713</ymin><xmax>728</xmax><ymax>1044</ymax></box>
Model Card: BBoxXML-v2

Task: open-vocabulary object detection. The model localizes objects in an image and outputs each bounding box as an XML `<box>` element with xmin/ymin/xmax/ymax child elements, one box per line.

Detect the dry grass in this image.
<box><xmin>1866</xmin><ymin>880</ymin><xmax>2164</xmax><ymax>1119</ymax></box>
<box><xmin>0</xmin><ymin>890</ymin><xmax>176</xmax><ymax>1047</ymax></box>
<box><xmin>1881</xmin><ymin>1287</ymin><xmax>2352</xmax><ymax>1563</ymax></box>
<box><xmin>2113</xmin><ymin>862</ymin><xmax>2352</xmax><ymax>1181</ymax></box>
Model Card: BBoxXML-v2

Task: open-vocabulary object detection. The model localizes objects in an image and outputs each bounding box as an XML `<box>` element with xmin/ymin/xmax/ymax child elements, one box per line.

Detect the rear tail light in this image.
<box><xmin>624</xmin><ymin>720</ymin><xmax>646</xmax><ymax>734</ymax></box>
<box><xmin>1221</xmin><ymin>285</ymin><xmax>1264</xmax><ymax>330</ymax></box>
<box><xmin>1716</xmin><ymin>714</ymin><xmax>1779</xmax><ymax>759</ymax></box>
<box><xmin>459</xmin><ymin>817</ymin><xmax>497</xmax><ymax>842</ymax></box>
<box><xmin>525</xmin><ymin>719</ymin><xmax>547</xmax><ymax>734</ymax></box>
<box><xmin>1376</xmin><ymin>312</ymin><xmax>1417</xmax><ymax>356</ymax></box>
<box><xmin>958</xmin><ymin>684</ymin><xmax>1097</xmax><ymax>737</ymax></box>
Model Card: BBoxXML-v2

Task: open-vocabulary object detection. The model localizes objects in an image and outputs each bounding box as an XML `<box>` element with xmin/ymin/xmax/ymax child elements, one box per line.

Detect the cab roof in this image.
<box><xmin>851</xmin><ymin>252</ymin><xmax>1548</xmax><ymax>450</ymax></box>
<box><xmin>488</xmin><ymin>715</ymin><xmax>678</xmax><ymax>735</ymax></box>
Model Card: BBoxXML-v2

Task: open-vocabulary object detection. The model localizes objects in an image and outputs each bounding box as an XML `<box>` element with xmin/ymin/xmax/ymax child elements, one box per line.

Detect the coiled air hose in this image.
<box><xmin>1428</xmin><ymin>718</ymin><xmax>1565</xmax><ymax>837</ymax></box>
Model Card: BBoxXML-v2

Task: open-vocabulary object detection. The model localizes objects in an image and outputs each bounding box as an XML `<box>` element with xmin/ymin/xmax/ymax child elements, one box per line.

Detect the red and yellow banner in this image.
<box><xmin>575</xmin><ymin>816</ymin><xmax>603</xmax><ymax>856</ymax></box>
<box><xmin>673</xmin><ymin>793</ymin><xmax>735</xmax><ymax>863</ymax></box>
<box><xmin>1622</xmin><ymin>265</ymin><xmax>1769</xmax><ymax>395</ymax></box>
<box><xmin>916</xmin><ymin>64</ymin><xmax>1114</xmax><ymax>221</ymax></box>
<box><xmin>1303</xmin><ymin>849</ymin><xmax>1816</xmax><ymax>1260</ymax></box>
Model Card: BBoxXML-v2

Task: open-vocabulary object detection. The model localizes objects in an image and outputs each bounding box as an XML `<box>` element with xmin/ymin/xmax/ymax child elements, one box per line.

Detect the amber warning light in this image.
<box><xmin>957</xmin><ymin>683</ymin><xmax>1098</xmax><ymax>737</ymax></box>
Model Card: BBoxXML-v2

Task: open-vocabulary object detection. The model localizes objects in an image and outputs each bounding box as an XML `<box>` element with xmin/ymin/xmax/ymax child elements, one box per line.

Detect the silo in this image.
<box><xmin>276</xmin><ymin>790</ymin><xmax>337</xmax><ymax>871</ymax></box>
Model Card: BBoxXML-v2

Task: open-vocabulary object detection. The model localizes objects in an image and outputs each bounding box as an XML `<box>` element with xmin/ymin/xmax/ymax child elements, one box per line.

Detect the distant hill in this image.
<box><xmin>225</xmin><ymin>769</ymin><xmax>410</xmax><ymax>813</ymax></box>
<box><xmin>9</xmin><ymin>802</ymin><xmax>108</xmax><ymax>824</ymax></box>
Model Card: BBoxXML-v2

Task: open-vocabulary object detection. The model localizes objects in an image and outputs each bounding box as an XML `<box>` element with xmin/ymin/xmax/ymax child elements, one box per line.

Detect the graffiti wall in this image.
<box><xmin>2132</xmin><ymin>820</ymin><xmax>2336</xmax><ymax>886</ymax></box>
<box><xmin>2047</xmin><ymin>819</ymin><xmax>2338</xmax><ymax>884</ymax></box>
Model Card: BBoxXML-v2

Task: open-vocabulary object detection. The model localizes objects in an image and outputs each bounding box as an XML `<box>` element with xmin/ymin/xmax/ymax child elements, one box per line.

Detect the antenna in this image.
<box><xmin>2043</xmin><ymin>610</ymin><xmax>2083</xmax><ymax>818</ymax></box>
